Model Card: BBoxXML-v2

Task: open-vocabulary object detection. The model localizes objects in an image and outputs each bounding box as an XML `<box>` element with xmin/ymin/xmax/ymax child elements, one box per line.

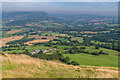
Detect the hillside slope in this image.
<box><xmin>2</xmin><ymin>54</ymin><xmax>118</xmax><ymax>78</ymax></box>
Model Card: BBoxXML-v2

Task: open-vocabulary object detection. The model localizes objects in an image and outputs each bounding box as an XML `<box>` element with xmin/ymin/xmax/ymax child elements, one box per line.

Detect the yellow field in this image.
<box><xmin>1</xmin><ymin>36</ymin><xmax>23</xmax><ymax>47</ymax></box>
<box><xmin>25</xmin><ymin>40</ymin><xmax>50</xmax><ymax>45</ymax></box>
<box><xmin>25</xmin><ymin>35</ymin><xmax>59</xmax><ymax>45</ymax></box>
<box><xmin>6</xmin><ymin>29</ymin><xmax>22</xmax><ymax>34</ymax></box>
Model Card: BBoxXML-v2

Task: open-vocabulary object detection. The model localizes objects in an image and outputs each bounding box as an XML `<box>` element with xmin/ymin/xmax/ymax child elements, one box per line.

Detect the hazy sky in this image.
<box><xmin>2</xmin><ymin>2</ymin><xmax>118</xmax><ymax>16</ymax></box>
<box><xmin>2</xmin><ymin>0</ymin><xmax>120</xmax><ymax>2</ymax></box>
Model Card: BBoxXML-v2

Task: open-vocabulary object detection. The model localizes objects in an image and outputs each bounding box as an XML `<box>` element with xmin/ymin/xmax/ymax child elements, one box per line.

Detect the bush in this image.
<box><xmin>11</xmin><ymin>52</ymin><xmax>17</xmax><ymax>54</ymax></box>
<box><xmin>70</xmin><ymin>61</ymin><xmax>79</xmax><ymax>66</ymax></box>
<box><xmin>95</xmin><ymin>45</ymin><xmax>100</xmax><ymax>49</ymax></box>
<box><xmin>64</xmin><ymin>48</ymin><xmax>69</xmax><ymax>50</ymax></box>
<box><xmin>41</xmin><ymin>37</ymin><xmax>47</xmax><ymax>39</ymax></box>
<box><xmin>99</xmin><ymin>50</ymin><xmax>108</xmax><ymax>55</ymax></box>
<box><xmin>91</xmin><ymin>52</ymin><xmax>99</xmax><ymax>55</ymax></box>
<box><xmin>53</xmin><ymin>39</ymin><xmax>60</xmax><ymax>41</ymax></box>
<box><xmin>61</xmin><ymin>57</ymin><xmax>70</xmax><ymax>63</ymax></box>
<box><xmin>80</xmin><ymin>47</ymin><xmax>86</xmax><ymax>49</ymax></box>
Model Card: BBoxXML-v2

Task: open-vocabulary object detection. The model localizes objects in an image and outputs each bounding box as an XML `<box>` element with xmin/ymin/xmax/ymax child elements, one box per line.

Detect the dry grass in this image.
<box><xmin>6</xmin><ymin>30</ymin><xmax>22</xmax><ymax>34</ymax></box>
<box><xmin>1</xmin><ymin>36</ymin><xmax>23</xmax><ymax>47</ymax></box>
<box><xmin>2</xmin><ymin>54</ymin><xmax>118</xmax><ymax>78</ymax></box>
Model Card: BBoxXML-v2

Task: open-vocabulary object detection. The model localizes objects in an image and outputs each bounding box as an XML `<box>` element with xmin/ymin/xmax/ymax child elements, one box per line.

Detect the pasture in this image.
<box><xmin>63</xmin><ymin>46</ymin><xmax>118</xmax><ymax>67</ymax></box>
<box><xmin>57</xmin><ymin>38</ymin><xmax>70</xmax><ymax>42</ymax></box>
<box><xmin>84</xmin><ymin>46</ymin><xmax>118</xmax><ymax>56</ymax></box>
<box><xmin>41</xmin><ymin>32</ymin><xmax>68</xmax><ymax>37</ymax></box>
<box><xmin>64</xmin><ymin>53</ymin><xmax>118</xmax><ymax>67</ymax></box>
<box><xmin>71</xmin><ymin>37</ymin><xmax>83</xmax><ymax>43</ymax></box>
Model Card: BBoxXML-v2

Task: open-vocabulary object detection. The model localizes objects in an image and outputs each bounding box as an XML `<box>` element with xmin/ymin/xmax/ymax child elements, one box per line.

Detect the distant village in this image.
<box><xmin>31</xmin><ymin>48</ymin><xmax>56</xmax><ymax>55</ymax></box>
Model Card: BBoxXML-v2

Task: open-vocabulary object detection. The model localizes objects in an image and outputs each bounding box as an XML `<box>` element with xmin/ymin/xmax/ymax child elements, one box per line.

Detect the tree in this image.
<box><xmin>41</xmin><ymin>37</ymin><xmax>47</xmax><ymax>39</ymax></box>
<box><xmin>23</xmin><ymin>49</ymin><xmax>31</xmax><ymax>55</ymax></box>
<box><xmin>80</xmin><ymin>47</ymin><xmax>86</xmax><ymax>49</ymax></box>
<box><xmin>62</xmin><ymin>57</ymin><xmax>70</xmax><ymax>63</ymax></box>
<box><xmin>38</xmin><ymin>50</ymin><xmax>43</xmax><ymax>54</ymax></box>
<box><xmin>99</xmin><ymin>50</ymin><xmax>104</xmax><ymax>54</ymax></box>
<box><xmin>45</xmin><ymin>34</ymin><xmax>48</xmax><ymax>36</ymax></box>
<box><xmin>91</xmin><ymin>52</ymin><xmax>99</xmax><ymax>55</ymax></box>
<box><xmin>95</xmin><ymin>45</ymin><xmax>100</xmax><ymax>49</ymax></box>
<box><xmin>69</xmin><ymin>49</ymin><xmax>75</xmax><ymax>54</ymax></box>
<box><xmin>99</xmin><ymin>50</ymin><xmax>108</xmax><ymax>55</ymax></box>
<box><xmin>38</xmin><ymin>33</ymin><xmax>42</xmax><ymax>36</ymax></box>
<box><xmin>70</xmin><ymin>61</ymin><xmax>79</xmax><ymax>66</ymax></box>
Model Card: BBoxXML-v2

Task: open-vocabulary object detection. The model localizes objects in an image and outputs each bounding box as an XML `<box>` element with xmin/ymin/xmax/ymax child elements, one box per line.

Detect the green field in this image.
<box><xmin>57</xmin><ymin>38</ymin><xmax>70</xmax><ymax>42</ymax></box>
<box><xmin>100</xmin><ymin>31</ymin><xmax>110</xmax><ymax>33</ymax></box>
<box><xmin>64</xmin><ymin>53</ymin><xmax>118</xmax><ymax>67</ymax></box>
<box><xmin>41</xmin><ymin>32</ymin><xmax>60</xmax><ymax>36</ymax></box>
<box><xmin>52</xmin><ymin>45</ymin><xmax>72</xmax><ymax>50</ymax></box>
<box><xmin>81</xmin><ymin>46</ymin><xmax>118</xmax><ymax>56</ymax></box>
<box><xmin>63</xmin><ymin>46</ymin><xmax>118</xmax><ymax>67</ymax></box>
<box><xmin>71</xmin><ymin>37</ymin><xmax>83</xmax><ymax>43</ymax></box>
<box><xmin>90</xmin><ymin>41</ymin><xmax>113</xmax><ymax>45</ymax></box>
<box><xmin>3</xmin><ymin>45</ymin><xmax>53</xmax><ymax>53</ymax></box>
<box><xmin>51</xmin><ymin>41</ymin><xmax>60</xmax><ymax>43</ymax></box>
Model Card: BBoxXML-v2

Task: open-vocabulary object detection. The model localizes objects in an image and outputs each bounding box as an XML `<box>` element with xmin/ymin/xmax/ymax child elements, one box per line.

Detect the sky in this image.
<box><xmin>2</xmin><ymin>2</ymin><xmax>118</xmax><ymax>16</ymax></box>
<box><xmin>1</xmin><ymin>0</ymin><xmax>120</xmax><ymax>2</ymax></box>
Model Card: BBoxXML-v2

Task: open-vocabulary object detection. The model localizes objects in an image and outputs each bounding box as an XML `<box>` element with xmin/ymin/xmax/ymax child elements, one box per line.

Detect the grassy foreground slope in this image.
<box><xmin>2</xmin><ymin>54</ymin><xmax>118</xmax><ymax>78</ymax></box>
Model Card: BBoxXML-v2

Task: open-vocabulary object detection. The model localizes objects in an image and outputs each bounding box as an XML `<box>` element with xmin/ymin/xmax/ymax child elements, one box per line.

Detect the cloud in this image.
<box><xmin>2</xmin><ymin>0</ymin><xmax>120</xmax><ymax>2</ymax></box>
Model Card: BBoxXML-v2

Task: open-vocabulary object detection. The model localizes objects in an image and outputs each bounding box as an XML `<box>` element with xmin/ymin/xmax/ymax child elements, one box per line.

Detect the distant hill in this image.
<box><xmin>2</xmin><ymin>11</ymin><xmax>117</xmax><ymax>32</ymax></box>
<box><xmin>2</xmin><ymin>54</ymin><xmax>118</xmax><ymax>78</ymax></box>
<box><xmin>2</xmin><ymin>11</ymin><xmax>65</xmax><ymax>27</ymax></box>
<box><xmin>2</xmin><ymin>11</ymin><xmax>49</xmax><ymax>20</ymax></box>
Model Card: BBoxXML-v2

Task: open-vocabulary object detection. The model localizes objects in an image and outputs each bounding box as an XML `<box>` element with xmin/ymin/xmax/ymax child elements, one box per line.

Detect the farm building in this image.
<box><xmin>31</xmin><ymin>50</ymin><xmax>41</xmax><ymax>55</ymax></box>
<box><xmin>31</xmin><ymin>48</ymin><xmax>57</xmax><ymax>54</ymax></box>
<box><xmin>43</xmin><ymin>50</ymin><xmax>49</xmax><ymax>53</ymax></box>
